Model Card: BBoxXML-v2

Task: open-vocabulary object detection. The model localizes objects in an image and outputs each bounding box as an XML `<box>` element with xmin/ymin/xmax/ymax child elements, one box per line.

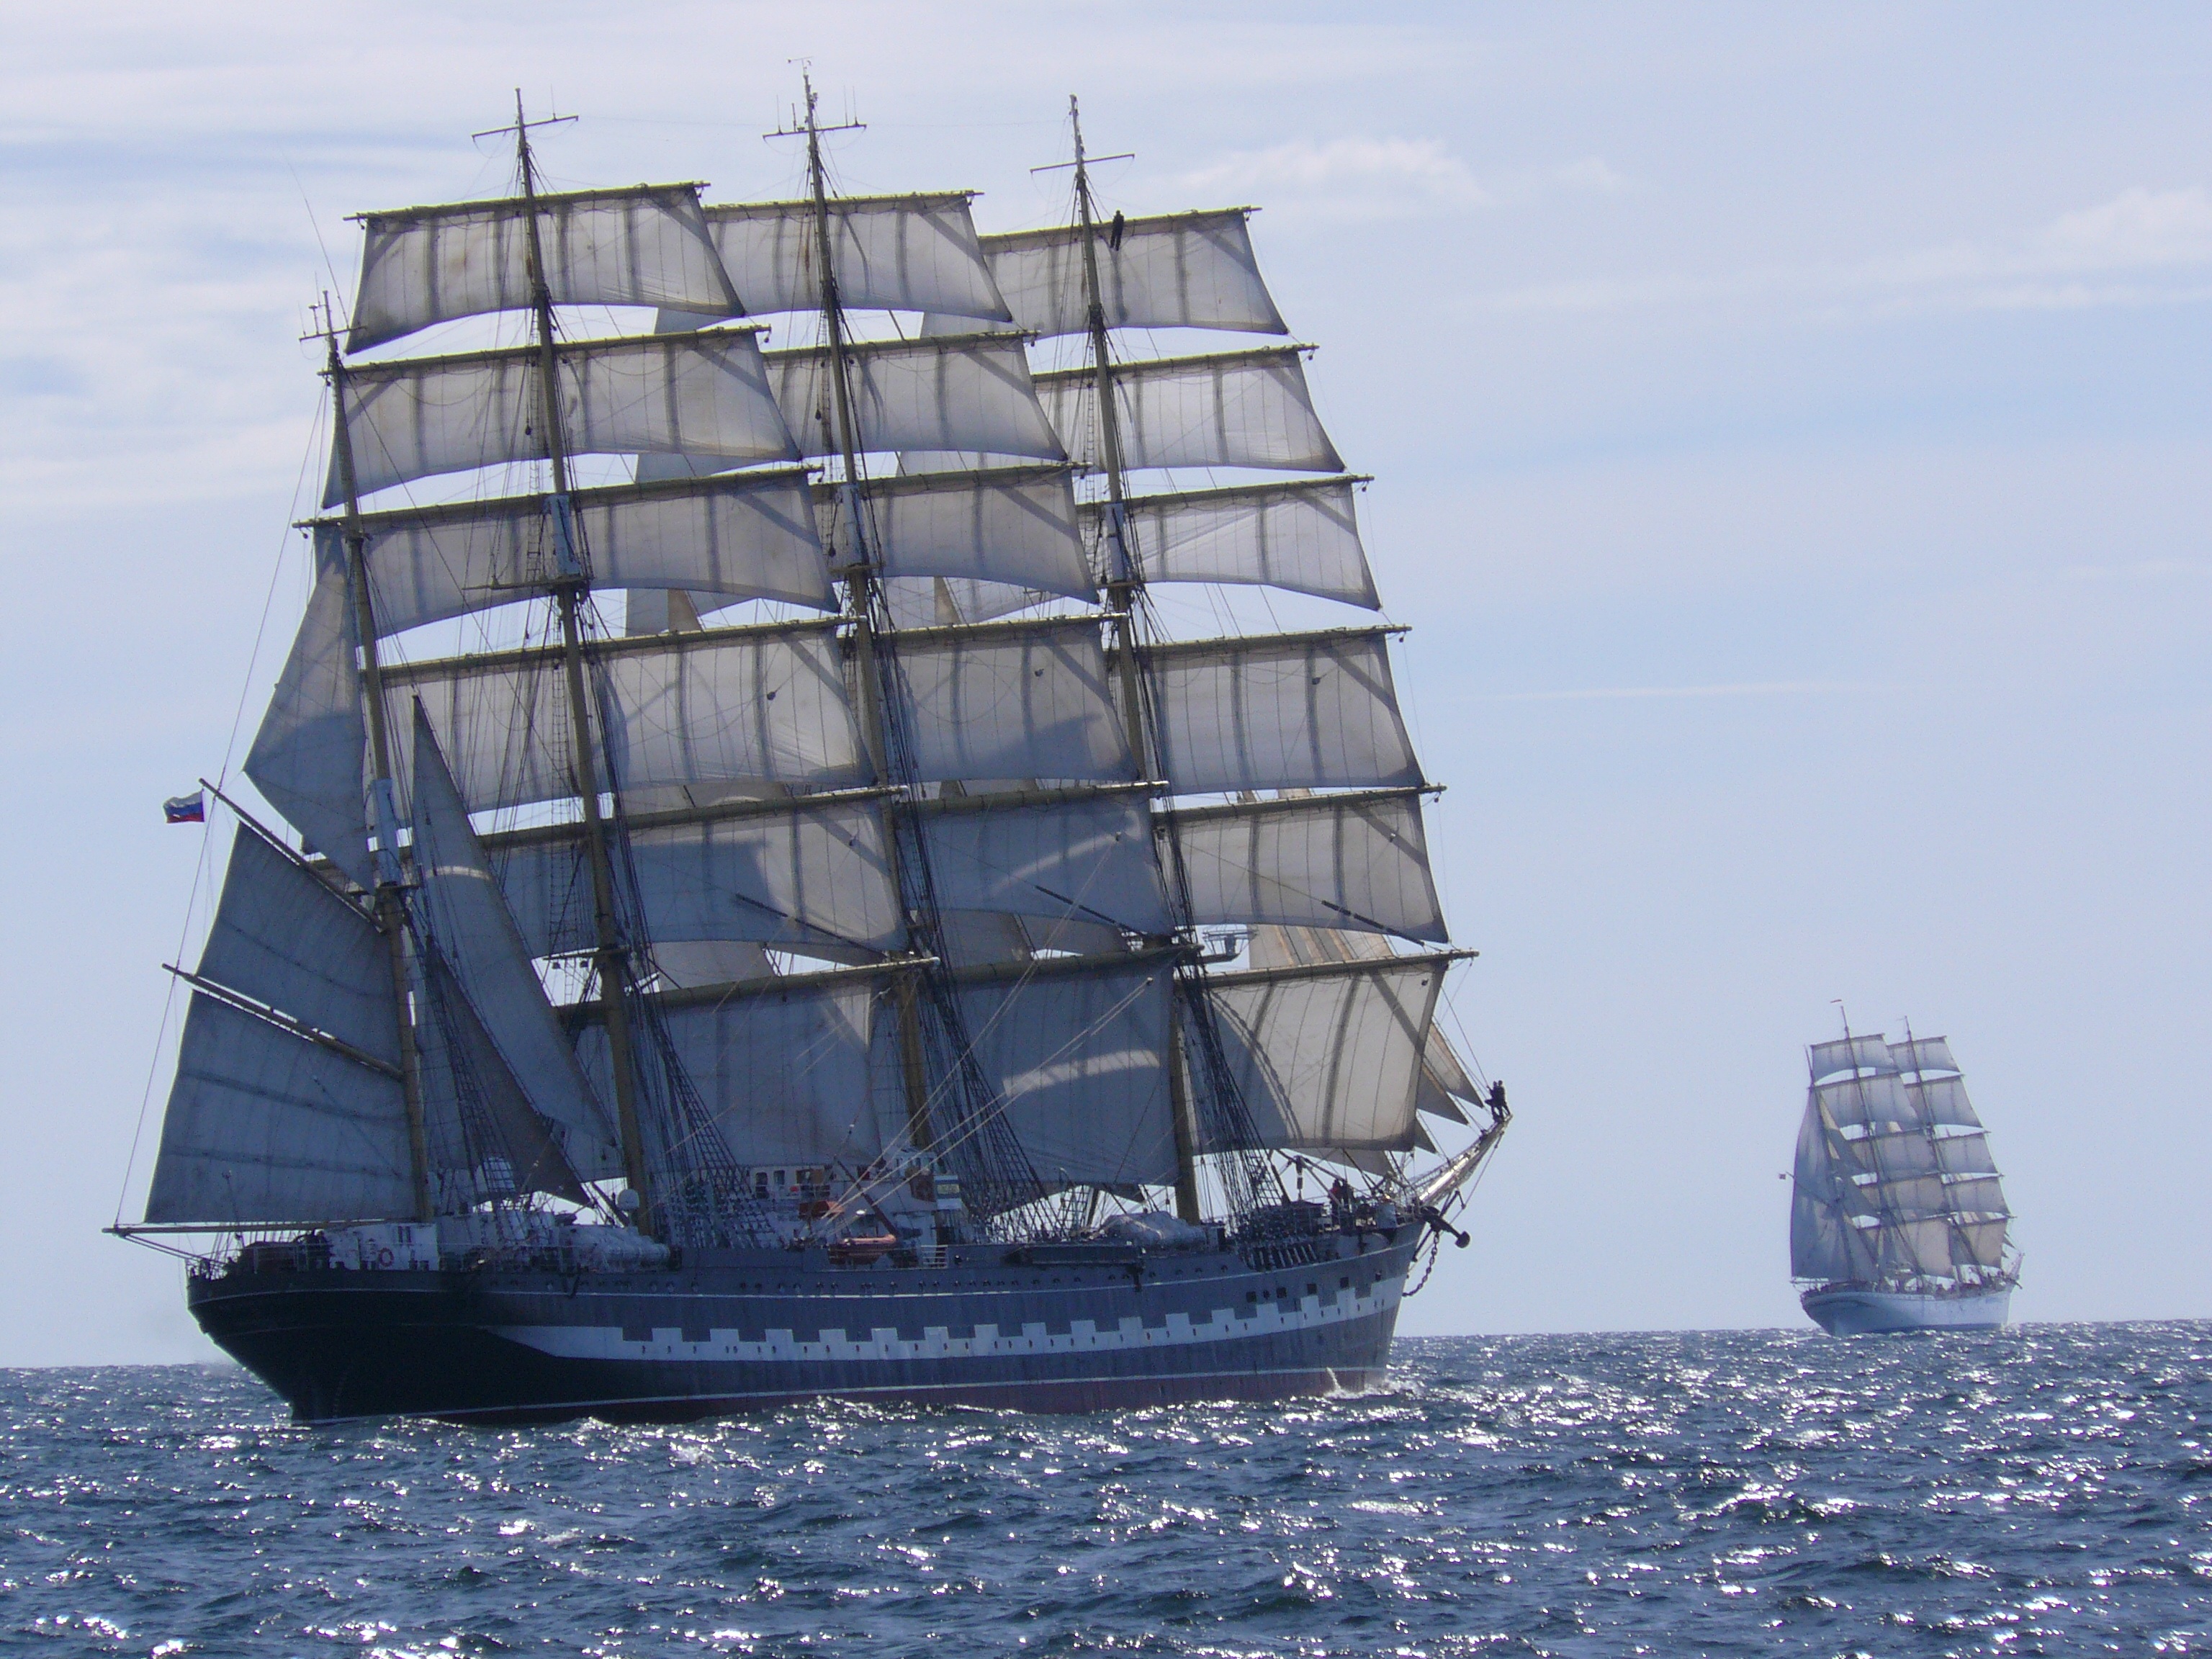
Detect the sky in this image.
<box><xmin>1</xmin><ymin>2</ymin><xmax>2206</xmax><ymax>1364</ymax></box>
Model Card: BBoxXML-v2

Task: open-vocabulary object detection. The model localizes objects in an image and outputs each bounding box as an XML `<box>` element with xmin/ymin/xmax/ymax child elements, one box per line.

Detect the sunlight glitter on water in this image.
<box><xmin>1</xmin><ymin>1326</ymin><xmax>2208</xmax><ymax>1655</ymax></box>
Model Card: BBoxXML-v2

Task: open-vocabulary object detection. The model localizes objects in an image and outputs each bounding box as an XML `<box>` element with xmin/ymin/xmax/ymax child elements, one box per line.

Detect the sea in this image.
<box><xmin>3</xmin><ymin>1325</ymin><xmax>2205</xmax><ymax>1656</ymax></box>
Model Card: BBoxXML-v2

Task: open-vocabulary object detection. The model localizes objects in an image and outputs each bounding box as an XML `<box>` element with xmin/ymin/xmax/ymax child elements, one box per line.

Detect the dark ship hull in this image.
<box><xmin>189</xmin><ymin>1231</ymin><xmax>1425</xmax><ymax>1424</ymax></box>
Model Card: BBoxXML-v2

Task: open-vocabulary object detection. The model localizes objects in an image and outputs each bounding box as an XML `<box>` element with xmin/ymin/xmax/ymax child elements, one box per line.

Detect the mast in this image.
<box><xmin>508</xmin><ymin>94</ymin><xmax>655</xmax><ymax>1227</ymax></box>
<box><xmin>782</xmin><ymin>76</ymin><xmax>940</xmax><ymax>1156</ymax></box>
<box><xmin>1064</xmin><ymin>96</ymin><xmax>1204</xmax><ymax>1223</ymax></box>
<box><xmin>322</xmin><ymin>310</ymin><xmax>432</xmax><ymax>1223</ymax></box>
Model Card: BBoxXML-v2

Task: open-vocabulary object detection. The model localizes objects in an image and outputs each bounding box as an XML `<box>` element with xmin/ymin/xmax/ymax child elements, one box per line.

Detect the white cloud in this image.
<box><xmin>1177</xmin><ymin>138</ymin><xmax>1627</xmax><ymax>223</ymax></box>
<box><xmin>1483</xmin><ymin>184</ymin><xmax>2212</xmax><ymax>318</ymax></box>
<box><xmin>1180</xmin><ymin>135</ymin><xmax>1490</xmax><ymax>219</ymax></box>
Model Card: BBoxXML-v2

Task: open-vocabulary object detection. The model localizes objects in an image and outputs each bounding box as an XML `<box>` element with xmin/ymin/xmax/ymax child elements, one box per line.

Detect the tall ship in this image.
<box><xmin>1791</xmin><ymin>1022</ymin><xmax>2017</xmax><ymax>1335</ymax></box>
<box><xmin>112</xmin><ymin>88</ymin><xmax>1511</xmax><ymax>1423</ymax></box>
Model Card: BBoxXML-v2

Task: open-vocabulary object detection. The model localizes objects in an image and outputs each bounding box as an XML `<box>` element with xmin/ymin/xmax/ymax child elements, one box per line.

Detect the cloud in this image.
<box><xmin>1176</xmin><ymin>138</ymin><xmax>1627</xmax><ymax>224</ymax></box>
<box><xmin>1180</xmin><ymin>136</ymin><xmax>1490</xmax><ymax>220</ymax></box>
<box><xmin>1484</xmin><ymin>184</ymin><xmax>2212</xmax><ymax>318</ymax></box>
<box><xmin>1483</xmin><ymin>681</ymin><xmax>1886</xmax><ymax>703</ymax></box>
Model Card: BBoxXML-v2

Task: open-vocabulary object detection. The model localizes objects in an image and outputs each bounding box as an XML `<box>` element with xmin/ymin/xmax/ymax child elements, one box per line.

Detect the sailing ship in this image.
<box><xmin>112</xmin><ymin>86</ymin><xmax>1511</xmax><ymax>1423</ymax></box>
<box><xmin>1790</xmin><ymin>1022</ymin><xmax>2017</xmax><ymax>1334</ymax></box>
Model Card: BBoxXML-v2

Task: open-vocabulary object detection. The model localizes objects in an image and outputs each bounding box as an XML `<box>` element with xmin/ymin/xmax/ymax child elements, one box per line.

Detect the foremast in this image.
<box><xmin>321</xmin><ymin>318</ymin><xmax>432</xmax><ymax>1223</ymax></box>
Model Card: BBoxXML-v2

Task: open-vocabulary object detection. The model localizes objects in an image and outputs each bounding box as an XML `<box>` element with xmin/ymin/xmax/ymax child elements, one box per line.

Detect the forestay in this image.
<box><xmin>383</xmin><ymin>621</ymin><xmax>869</xmax><ymax>814</ymax></box>
<box><xmin>918</xmin><ymin>789</ymin><xmax>1170</xmax><ymax>935</ymax></box>
<box><xmin>145</xmin><ymin>831</ymin><xmax>409</xmax><ymax>1223</ymax></box>
<box><xmin>579</xmin><ymin>978</ymin><xmax>883</xmax><ymax>1169</ymax></box>
<box><xmin>957</xmin><ymin>209</ymin><xmax>1287</xmax><ymax>338</ymax></box>
<box><xmin>1165</xmin><ymin>789</ymin><xmax>1444</xmax><ymax>941</ymax></box>
<box><xmin>328</xmin><ymin>332</ymin><xmax>796</xmax><ymax>505</ymax></box>
<box><xmin>817</xmin><ymin>467</ymin><xmax>1093</xmax><ymax>598</ymax></box>
<box><xmin>334</xmin><ymin>469</ymin><xmax>830</xmax><ymax>637</ymax></box>
<box><xmin>1205</xmin><ymin>956</ymin><xmax>1449</xmax><ymax>1153</ymax></box>
<box><xmin>767</xmin><ymin>336</ymin><xmax>1065</xmax><ymax>462</ymax></box>
<box><xmin>890</xmin><ymin>619</ymin><xmax>1136</xmax><ymax>784</ymax></box>
<box><xmin>347</xmin><ymin>184</ymin><xmax>741</xmax><ymax>353</ymax></box>
<box><xmin>1102</xmin><ymin>477</ymin><xmax>1378</xmax><ymax>607</ymax></box>
<box><xmin>1034</xmin><ymin>347</ymin><xmax>1342</xmax><ymax>474</ymax></box>
<box><xmin>408</xmin><ymin>719</ymin><xmax>624</xmax><ymax>1181</ymax></box>
<box><xmin>957</xmin><ymin>960</ymin><xmax>1179</xmax><ymax>1189</ymax></box>
<box><xmin>1139</xmin><ymin>630</ymin><xmax>1422</xmax><ymax>796</ymax></box>
<box><xmin>488</xmin><ymin>796</ymin><xmax>903</xmax><ymax>961</ymax></box>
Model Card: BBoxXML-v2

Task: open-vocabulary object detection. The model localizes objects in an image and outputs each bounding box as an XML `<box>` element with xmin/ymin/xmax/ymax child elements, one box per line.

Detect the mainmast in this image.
<box><xmin>322</xmin><ymin>311</ymin><xmax>432</xmax><ymax>1222</ymax></box>
<box><xmin>504</xmin><ymin>94</ymin><xmax>655</xmax><ymax>1227</ymax></box>
<box><xmin>1061</xmin><ymin>97</ymin><xmax>1205</xmax><ymax>1224</ymax></box>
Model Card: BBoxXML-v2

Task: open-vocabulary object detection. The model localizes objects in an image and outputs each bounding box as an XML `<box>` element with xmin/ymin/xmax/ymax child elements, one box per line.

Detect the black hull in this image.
<box><xmin>188</xmin><ymin>1233</ymin><xmax>1423</xmax><ymax>1424</ymax></box>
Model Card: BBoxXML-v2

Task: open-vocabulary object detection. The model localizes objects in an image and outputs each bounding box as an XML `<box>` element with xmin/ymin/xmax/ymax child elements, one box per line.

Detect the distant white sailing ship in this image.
<box><xmin>1790</xmin><ymin>1023</ymin><xmax>2018</xmax><ymax>1335</ymax></box>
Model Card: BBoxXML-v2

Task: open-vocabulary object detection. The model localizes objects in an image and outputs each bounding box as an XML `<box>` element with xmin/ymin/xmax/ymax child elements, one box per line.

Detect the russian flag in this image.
<box><xmin>163</xmin><ymin>791</ymin><xmax>205</xmax><ymax>824</ymax></box>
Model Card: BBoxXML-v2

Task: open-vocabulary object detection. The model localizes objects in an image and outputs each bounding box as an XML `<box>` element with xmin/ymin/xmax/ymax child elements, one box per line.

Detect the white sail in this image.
<box><xmin>1813</xmin><ymin>1072</ymin><xmax>1914</xmax><ymax>1129</ymax></box>
<box><xmin>1902</xmin><ymin>1074</ymin><xmax>1982</xmax><ymax>1128</ymax></box>
<box><xmin>1859</xmin><ymin>1128</ymin><xmax>1942</xmax><ymax>1181</ymax></box>
<box><xmin>1954</xmin><ymin>1218</ymin><xmax>2010</xmax><ymax>1271</ymax></box>
<box><xmin>1874</xmin><ymin>1215</ymin><xmax>1959</xmax><ymax>1280</ymax></box>
<box><xmin>767</xmin><ymin>336</ymin><xmax>1064</xmax><ymax>462</ymax></box>
<box><xmin>1165</xmin><ymin>789</ymin><xmax>1444</xmax><ymax>941</ymax></box>
<box><xmin>1791</xmin><ymin>1097</ymin><xmax>1879</xmax><ymax>1282</ymax></box>
<box><xmin>335</xmin><ymin>469</ymin><xmax>830</xmax><ymax>637</ymax></box>
<box><xmin>243</xmin><ymin>566</ymin><xmax>373</xmax><ymax>891</ymax></box>
<box><xmin>1207</xmin><ymin>956</ymin><xmax>1449</xmax><ymax>1152</ymax></box>
<box><xmin>489</xmin><ymin>796</ymin><xmax>903</xmax><ymax>961</ymax></box>
<box><xmin>958</xmin><ymin>959</ymin><xmax>1178</xmax><ymax>1188</ymax></box>
<box><xmin>704</xmin><ymin>194</ymin><xmax>1011</xmax><ymax>321</ymax></box>
<box><xmin>1942</xmin><ymin>1175</ymin><xmax>2008</xmax><ymax>1217</ymax></box>
<box><xmin>1103</xmin><ymin>477</ymin><xmax>1378</xmax><ymax>607</ymax></box>
<box><xmin>1034</xmin><ymin>346</ymin><xmax>1343</xmax><ymax>475</ymax></box>
<box><xmin>408</xmin><ymin>717</ymin><xmax>624</xmax><ymax>1181</ymax></box>
<box><xmin>145</xmin><ymin>830</ymin><xmax>408</xmax><ymax>1223</ymax></box>
<box><xmin>891</xmin><ymin>619</ymin><xmax>1136</xmax><ymax>784</ymax></box>
<box><xmin>918</xmin><ymin>789</ymin><xmax>1170</xmax><ymax>936</ymax></box>
<box><xmin>328</xmin><ymin>331</ymin><xmax>796</xmax><ymax>506</ymax></box>
<box><xmin>1243</xmin><ymin>922</ymin><xmax>1473</xmax><ymax>1121</ymax></box>
<box><xmin>817</xmin><ymin>467</ymin><xmax>1094</xmax><ymax>599</ymax></box>
<box><xmin>953</xmin><ymin>209</ymin><xmax>1287</xmax><ymax>338</ymax></box>
<box><xmin>195</xmin><ymin>830</ymin><xmax>397</xmax><ymax>1057</ymax></box>
<box><xmin>1867</xmin><ymin>1172</ymin><xmax>1950</xmax><ymax>1217</ymax></box>
<box><xmin>415</xmin><ymin>949</ymin><xmax>589</xmax><ymax>1204</ymax></box>
<box><xmin>1809</xmin><ymin>1034</ymin><xmax>1895</xmax><ymax>1079</ymax></box>
<box><xmin>145</xmin><ymin>994</ymin><xmax>414</xmax><ymax>1225</ymax></box>
<box><xmin>347</xmin><ymin>184</ymin><xmax>741</xmax><ymax>353</ymax></box>
<box><xmin>580</xmin><ymin>976</ymin><xmax>883</xmax><ymax>1168</ymax></box>
<box><xmin>1141</xmin><ymin>630</ymin><xmax>1421</xmax><ymax>796</ymax></box>
<box><xmin>385</xmin><ymin>621</ymin><xmax>869</xmax><ymax>815</ymax></box>
<box><xmin>1933</xmin><ymin>1131</ymin><xmax>1998</xmax><ymax>1176</ymax></box>
<box><xmin>1889</xmin><ymin>1035</ymin><xmax>1960</xmax><ymax>1076</ymax></box>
